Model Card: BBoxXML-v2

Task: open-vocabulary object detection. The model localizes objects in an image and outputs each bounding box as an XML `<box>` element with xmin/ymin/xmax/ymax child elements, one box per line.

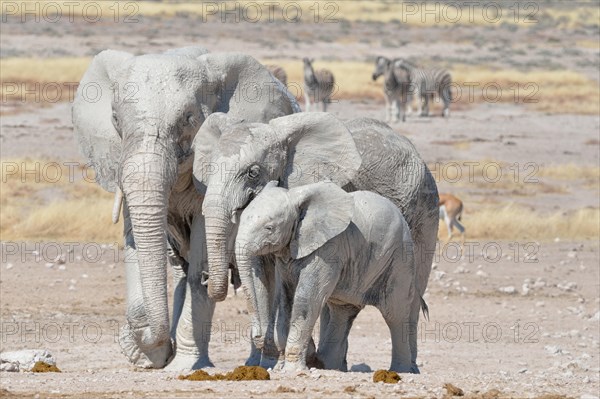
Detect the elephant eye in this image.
<box><xmin>247</xmin><ymin>165</ymin><xmax>260</xmax><ymax>180</ymax></box>
<box><xmin>182</xmin><ymin>112</ymin><xmax>194</xmax><ymax>127</ymax></box>
<box><xmin>112</xmin><ymin>110</ymin><xmax>121</xmax><ymax>137</ymax></box>
<box><xmin>265</xmin><ymin>224</ymin><xmax>274</xmax><ymax>233</ymax></box>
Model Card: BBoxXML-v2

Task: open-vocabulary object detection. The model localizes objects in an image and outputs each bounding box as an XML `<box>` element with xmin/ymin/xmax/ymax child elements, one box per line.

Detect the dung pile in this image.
<box><xmin>178</xmin><ymin>366</ymin><xmax>270</xmax><ymax>381</ymax></box>
<box><xmin>31</xmin><ymin>361</ymin><xmax>61</xmax><ymax>373</ymax></box>
<box><xmin>372</xmin><ymin>370</ymin><xmax>401</xmax><ymax>383</ymax></box>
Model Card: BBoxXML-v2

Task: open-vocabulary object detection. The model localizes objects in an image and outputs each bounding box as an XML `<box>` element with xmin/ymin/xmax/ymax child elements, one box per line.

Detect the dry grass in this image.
<box><xmin>451</xmin><ymin>66</ymin><xmax>600</xmax><ymax>115</ymax></box>
<box><xmin>262</xmin><ymin>59</ymin><xmax>381</xmax><ymax>101</ymax></box>
<box><xmin>0</xmin><ymin>58</ymin><xmax>90</xmax><ymax>102</ymax></box>
<box><xmin>442</xmin><ymin>204</ymin><xmax>600</xmax><ymax>240</ymax></box>
<box><xmin>2</xmin><ymin>55</ymin><xmax>597</xmax><ymax>115</ymax></box>
<box><xmin>538</xmin><ymin>164</ymin><xmax>600</xmax><ymax>181</ymax></box>
<box><xmin>3</xmin><ymin>1</ymin><xmax>596</xmax><ymax>28</ymax></box>
<box><xmin>1</xmin><ymin>159</ymin><xmax>121</xmax><ymax>241</ymax></box>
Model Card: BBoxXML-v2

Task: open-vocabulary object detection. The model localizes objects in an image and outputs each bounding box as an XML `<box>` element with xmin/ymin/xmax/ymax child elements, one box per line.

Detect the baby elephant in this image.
<box><xmin>235</xmin><ymin>181</ymin><xmax>419</xmax><ymax>373</ymax></box>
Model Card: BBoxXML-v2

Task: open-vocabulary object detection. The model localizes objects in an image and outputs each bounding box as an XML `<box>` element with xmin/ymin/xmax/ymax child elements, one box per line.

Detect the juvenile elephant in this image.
<box><xmin>194</xmin><ymin>112</ymin><xmax>438</xmax><ymax>370</ymax></box>
<box><xmin>72</xmin><ymin>47</ymin><xmax>298</xmax><ymax>369</ymax></box>
<box><xmin>235</xmin><ymin>181</ymin><xmax>418</xmax><ymax>373</ymax></box>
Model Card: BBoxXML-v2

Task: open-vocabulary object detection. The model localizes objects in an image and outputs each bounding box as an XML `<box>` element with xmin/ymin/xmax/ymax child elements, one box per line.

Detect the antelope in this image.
<box><xmin>439</xmin><ymin>193</ymin><xmax>465</xmax><ymax>241</ymax></box>
<box><xmin>303</xmin><ymin>58</ymin><xmax>335</xmax><ymax>112</ymax></box>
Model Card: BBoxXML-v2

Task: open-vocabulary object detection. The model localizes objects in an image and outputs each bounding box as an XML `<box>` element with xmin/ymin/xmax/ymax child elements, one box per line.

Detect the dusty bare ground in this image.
<box><xmin>1</xmin><ymin>240</ymin><xmax>599</xmax><ymax>398</ymax></box>
<box><xmin>1</xmin><ymin>3</ymin><xmax>599</xmax><ymax>398</ymax></box>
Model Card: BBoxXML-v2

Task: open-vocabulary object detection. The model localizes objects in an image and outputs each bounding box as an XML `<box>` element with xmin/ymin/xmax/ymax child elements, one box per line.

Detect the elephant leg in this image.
<box><xmin>273</xmin><ymin>272</ymin><xmax>293</xmax><ymax>370</ymax></box>
<box><xmin>283</xmin><ymin>263</ymin><xmax>338</xmax><ymax>372</ymax></box>
<box><xmin>410</xmin><ymin>207</ymin><xmax>438</xmax><ymax>371</ymax></box>
<box><xmin>258</xmin><ymin>258</ymin><xmax>279</xmax><ymax>368</ymax></box>
<box><xmin>167</xmin><ymin>239</ymin><xmax>188</xmax><ymax>340</ymax></box>
<box><xmin>166</xmin><ymin>216</ymin><xmax>215</xmax><ymax>370</ymax></box>
<box><xmin>317</xmin><ymin>303</ymin><xmax>361</xmax><ymax>371</ymax></box>
<box><xmin>119</xmin><ymin>208</ymin><xmax>173</xmax><ymax>368</ymax></box>
<box><xmin>380</xmin><ymin>303</ymin><xmax>413</xmax><ymax>373</ymax></box>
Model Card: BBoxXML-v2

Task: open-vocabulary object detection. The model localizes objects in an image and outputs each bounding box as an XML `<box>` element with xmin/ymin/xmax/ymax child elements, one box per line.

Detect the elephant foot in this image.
<box><xmin>389</xmin><ymin>363</ymin><xmax>418</xmax><ymax>374</ymax></box>
<box><xmin>165</xmin><ymin>353</ymin><xmax>214</xmax><ymax>371</ymax></box>
<box><xmin>259</xmin><ymin>355</ymin><xmax>278</xmax><ymax>370</ymax></box>
<box><xmin>119</xmin><ymin>324</ymin><xmax>173</xmax><ymax>369</ymax></box>
<box><xmin>244</xmin><ymin>351</ymin><xmax>261</xmax><ymax>366</ymax></box>
<box><xmin>306</xmin><ymin>352</ymin><xmax>324</xmax><ymax>370</ymax></box>
<box><xmin>281</xmin><ymin>360</ymin><xmax>308</xmax><ymax>372</ymax></box>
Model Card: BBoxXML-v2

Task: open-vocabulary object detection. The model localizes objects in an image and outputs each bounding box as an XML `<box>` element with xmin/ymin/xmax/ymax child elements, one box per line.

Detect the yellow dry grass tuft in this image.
<box><xmin>440</xmin><ymin>204</ymin><xmax>600</xmax><ymax>240</ymax></box>
<box><xmin>1</xmin><ymin>159</ymin><xmax>121</xmax><ymax>242</ymax></box>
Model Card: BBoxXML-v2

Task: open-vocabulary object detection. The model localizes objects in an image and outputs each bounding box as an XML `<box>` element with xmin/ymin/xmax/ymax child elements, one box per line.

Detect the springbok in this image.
<box><xmin>302</xmin><ymin>58</ymin><xmax>335</xmax><ymax>112</ymax></box>
<box><xmin>439</xmin><ymin>193</ymin><xmax>465</xmax><ymax>241</ymax></box>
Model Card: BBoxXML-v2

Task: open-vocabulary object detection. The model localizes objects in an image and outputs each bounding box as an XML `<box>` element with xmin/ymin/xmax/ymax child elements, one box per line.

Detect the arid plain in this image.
<box><xmin>1</xmin><ymin>2</ymin><xmax>599</xmax><ymax>398</ymax></box>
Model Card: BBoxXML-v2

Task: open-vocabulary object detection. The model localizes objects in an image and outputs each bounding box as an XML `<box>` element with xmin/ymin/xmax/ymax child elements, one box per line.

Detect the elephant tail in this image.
<box><xmin>420</xmin><ymin>295</ymin><xmax>429</xmax><ymax>321</ymax></box>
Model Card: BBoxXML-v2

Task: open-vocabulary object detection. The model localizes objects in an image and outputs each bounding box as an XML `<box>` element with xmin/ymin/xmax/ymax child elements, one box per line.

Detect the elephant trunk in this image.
<box><xmin>235</xmin><ymin>241</ymin><xmax>266</xmax><ymax>349</ymax></box>
<box><xmin>204</xmin><ymin>203</ymin><xmax>232</xmax><ymax>302</ymax></box>
<box><xmin>121</xmin><ymin>151</ymin><xmax>175</xmax><ymax>365</ymax></box>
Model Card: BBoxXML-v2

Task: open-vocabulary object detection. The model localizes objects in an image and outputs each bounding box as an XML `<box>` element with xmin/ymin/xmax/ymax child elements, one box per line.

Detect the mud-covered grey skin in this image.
<box><xmin>72</xmin><ymin>47</ymin><xmax>298</xmax><ymax>370</ymax></box>
<box><xmin>194</xmin><ymin>113</ymin><xmax>438</xmax><ymax>370</ymax></box>
<box><xmin>235</xmin><ymin>182</ymin><xmax>418</xmax><ymax>373</ymax></box>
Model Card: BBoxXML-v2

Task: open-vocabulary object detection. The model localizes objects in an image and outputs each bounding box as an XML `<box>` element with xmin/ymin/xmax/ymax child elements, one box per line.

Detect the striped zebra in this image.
<box><xmin>265</xmin><ymin>64</ymin><xmax>288</xmax><ymax>86</ymax></box>
<box><xmin>395</xmin><ymin>58</ymin><xmax>452</xmax><ymax>118</ymax></box>
<box><xmin>303</xmin><ymin>58</ymin><xmax>335</xmax><ymax>112</ymax></box>
<box><xmin>372</xmin><ymin>56</ymin><xmax>412</xmax><ymax>123</ymax></box>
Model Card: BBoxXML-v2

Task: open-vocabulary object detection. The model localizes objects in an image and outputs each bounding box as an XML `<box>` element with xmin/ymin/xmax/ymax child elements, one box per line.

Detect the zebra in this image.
<box><xmin>372</xmin><ymin>56</ymin><xmax>413</xmax><ymax>123</ymax></box>
<box><xmin>265</xmin><ymin>64</ymin><xmax>288</xmax><ymax>86</ymax></box>
<box><xmin>395</xmin><ymin>58</ymin><xmax>452</xmax><ymax>118</ymax></box>
<box><xmin>302</xmin><ymin>57</ymin><xmax>335</xmax><ymax>112</ymax></box>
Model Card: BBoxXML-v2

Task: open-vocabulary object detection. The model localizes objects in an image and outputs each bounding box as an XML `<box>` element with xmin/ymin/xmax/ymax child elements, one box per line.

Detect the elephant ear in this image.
<box><xmin>197</xmin><ymin>52</ymin><xmax>300</xmax><ymax>121</ymax></box>
<box><xmin>290</xmin><ymin>182</ymin><xmax>354</xmax><ymax>260</ymax></box>
<box><xmin>72</xmin><ymin>50</ymin><xmax>133</xmax><ymax>192</ymax></box>
<box><xmin>192</xmin><ymin>112</ymin><xmax>242</xmax><ymax>194</ymax></box>
<box><xmin>269</xmin><ymin>113</ymin><xmax>362</xmax><ymax>188</ymax></box>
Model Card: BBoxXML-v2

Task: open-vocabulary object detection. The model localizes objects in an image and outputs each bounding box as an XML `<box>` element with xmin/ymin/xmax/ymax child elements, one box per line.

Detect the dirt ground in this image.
<box><xmin>1</xmin><ymin>3</ymin><xmax>599</xmax><ymax>398</ymax></box>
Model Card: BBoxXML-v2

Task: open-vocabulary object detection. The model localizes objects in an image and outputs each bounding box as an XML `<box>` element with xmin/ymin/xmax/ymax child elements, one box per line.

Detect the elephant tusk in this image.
<box><xmin>200</xmin><ymin>271</ymin><xmax>209</xmax><ymax>286</ymax></box>
<box><xmin>112</xmin><ymin>188</ymin><xmax>123</xmax><ymax>224</ymax></box>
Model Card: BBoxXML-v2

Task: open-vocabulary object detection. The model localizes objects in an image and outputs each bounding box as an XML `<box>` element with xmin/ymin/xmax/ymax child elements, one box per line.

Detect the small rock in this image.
<box><xmin>58</xmin><ymin>265</ymin><xmax>66</xmax><ymax>271</ymax></box>
<box><xmin>545</xmin><ymin>345</ymin><xmax>562</xmax><ymax>355</ymax></box>
<box><xmin>518</xmin><ymin>367</ymin><xmax>527</xmax><ymax>373</ymax></box>
<box><xmin>499</xmin><ymin>286</ymin><xmax>516</xmax><ymax>294</ymax></box>
<box><xmin>53</xmin><ymin>255</ymin><xmax>65</xmax><ymax>265</ymax></box>
<box><xmin>476</xmin><ymin>270</ymin><xmax>488</xmax><ymax>277</ymax></box>
<box><xmin>45</xmin><ymin>262</ymin><xmax>54</xmax><ymax>268</ymax></box>
<box><xmin>5</xmin><ymin>263</ymin><xmax>13</xmax><ymax>270</ymax></box>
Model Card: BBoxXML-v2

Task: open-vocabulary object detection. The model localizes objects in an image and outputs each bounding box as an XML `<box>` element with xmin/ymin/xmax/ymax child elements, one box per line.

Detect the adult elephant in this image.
<box><xmin>72</xmin><ymin>46</ymin><xmax>299</xmax><ymax>369</ymax></box>
<box><xmin>194</xmin><ymin>112</ymin><xmax>438</xmax><ymax>371</ymax></box>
